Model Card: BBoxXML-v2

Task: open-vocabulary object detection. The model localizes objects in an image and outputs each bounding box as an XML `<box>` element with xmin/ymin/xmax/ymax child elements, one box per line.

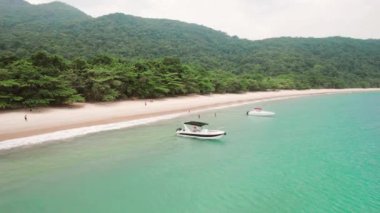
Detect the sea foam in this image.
<box><xmin>0</xmin><ymin>95</ymin><xmax>301</xmax><ymax>151</ymax></box>
<box><xmin>0</xmin><ymin>112</ymin><xmax>188</xmax><ymax>151</ymax></box>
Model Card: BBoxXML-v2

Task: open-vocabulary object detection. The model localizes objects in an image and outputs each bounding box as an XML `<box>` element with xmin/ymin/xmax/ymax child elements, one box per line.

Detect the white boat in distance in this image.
<box><xmin>247</xmin><ymin>107</ymin><xmax>275</xmax><ymax>117</ymax></box>
<box><xmin>176</xmin><ymin>121</ymin><xmax>226</xmax><ymax>140</ymax></box>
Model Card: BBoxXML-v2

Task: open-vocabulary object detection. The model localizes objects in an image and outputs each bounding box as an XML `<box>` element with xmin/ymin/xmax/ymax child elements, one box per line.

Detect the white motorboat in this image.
<box><xmin>247</xmin><ymin>107</ymin><xmax>275</xmax><ymax>117</ymax></box>
<box><xmin>176</xmin><ymin>121</ymin><xmax>226</xmax><ymax>140</ymax></box>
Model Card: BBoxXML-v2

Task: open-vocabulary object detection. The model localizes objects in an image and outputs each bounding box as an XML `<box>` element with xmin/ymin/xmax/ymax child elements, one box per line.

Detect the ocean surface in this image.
<box><xmin>0</xmin><ymin>92</ymin><xmax>379</xmax><ymax>212</ymax></box>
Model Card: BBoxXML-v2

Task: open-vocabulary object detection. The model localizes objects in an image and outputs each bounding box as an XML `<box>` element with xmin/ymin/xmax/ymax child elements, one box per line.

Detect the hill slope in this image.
<box><xmin>0</xmin><ymin>0</ymin><xmax>379</xmax><ymax>109</ymax></box>
<box><xmin>0</xmin><ymin>0</ymin><xmax>379</xmax><ymax>75</ymax></box>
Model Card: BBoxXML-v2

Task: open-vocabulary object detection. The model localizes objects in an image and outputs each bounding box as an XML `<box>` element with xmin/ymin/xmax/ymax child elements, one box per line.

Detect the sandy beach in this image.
<box><xmin>1</xmin><ymin>88</ymin><xmax>379</xmax><ymax>144</ymax></box>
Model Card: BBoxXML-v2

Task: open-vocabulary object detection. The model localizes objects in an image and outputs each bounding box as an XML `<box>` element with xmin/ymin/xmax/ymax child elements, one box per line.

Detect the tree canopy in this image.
<box><xmin>0</xmin><ymin>0</ymin><xmax>379</xmax><ymax>109</ymax></box>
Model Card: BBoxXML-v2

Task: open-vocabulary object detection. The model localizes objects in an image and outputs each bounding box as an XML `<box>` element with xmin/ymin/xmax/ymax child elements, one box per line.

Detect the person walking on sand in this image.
<box><xmin>24</xmin><ymin>114</ymin><xmax>28</xmax><ymax>122</ymax></box>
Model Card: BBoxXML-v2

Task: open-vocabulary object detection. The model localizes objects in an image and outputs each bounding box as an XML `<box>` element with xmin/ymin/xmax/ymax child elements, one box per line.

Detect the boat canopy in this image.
<box><xmin>184</xmin><ymin>121</ymin><xmax>208</xmax><ymax>127</ymax></box>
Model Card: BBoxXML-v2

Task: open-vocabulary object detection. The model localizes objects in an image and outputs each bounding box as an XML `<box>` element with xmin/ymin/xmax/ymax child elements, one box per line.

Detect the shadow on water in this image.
<box><xmin>175</xmin><ymin>137</ymin><xmax>227</xmax><ymax>145</ymax></box>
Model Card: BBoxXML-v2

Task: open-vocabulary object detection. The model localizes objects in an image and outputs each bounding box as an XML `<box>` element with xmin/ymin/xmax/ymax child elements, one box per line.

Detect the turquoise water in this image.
<box><xmin>1</xmin><ymin>92</ymin><xmax>379</xmax><ymax>212</ymax></box>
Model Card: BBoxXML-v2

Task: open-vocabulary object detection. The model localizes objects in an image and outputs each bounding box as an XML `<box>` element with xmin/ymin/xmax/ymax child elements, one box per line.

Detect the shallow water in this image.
<box><xmin>0</xmin><ymin>92</ymin><xmax>379</xmax><ymax>212</ymax></box>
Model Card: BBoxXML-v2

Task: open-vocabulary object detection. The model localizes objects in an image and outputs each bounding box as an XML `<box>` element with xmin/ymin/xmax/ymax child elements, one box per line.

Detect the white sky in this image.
<box><xmin>26</xmin><ymin>0</ymin><xmax>380</xmax><ymax>40</ymax></box>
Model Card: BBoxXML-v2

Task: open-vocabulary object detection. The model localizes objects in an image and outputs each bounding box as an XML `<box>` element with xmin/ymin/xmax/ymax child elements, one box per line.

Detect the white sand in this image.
<box><xmin>1</xmin><ymin>89</ymin><xmax>379</xmax><ymax>143</ymax></box>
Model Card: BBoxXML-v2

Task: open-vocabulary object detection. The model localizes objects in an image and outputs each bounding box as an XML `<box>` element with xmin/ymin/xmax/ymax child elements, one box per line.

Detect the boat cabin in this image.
<box><xmin>183</xmin><ymin>121</ymin><xmax>208</xmax><ymax>133</ymax></box>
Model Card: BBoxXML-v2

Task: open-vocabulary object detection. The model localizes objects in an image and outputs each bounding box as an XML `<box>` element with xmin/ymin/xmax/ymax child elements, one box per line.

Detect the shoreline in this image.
<box><xmin>1</xmin><ymin>88</ymin><xmax>379</xmax><ymax>150</ymax></box>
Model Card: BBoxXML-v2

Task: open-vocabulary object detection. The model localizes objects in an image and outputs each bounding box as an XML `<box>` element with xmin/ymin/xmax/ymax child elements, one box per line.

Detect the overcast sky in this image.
<box><xmin>26</xmin><ymin>0</ymin><xmax>380</xmax><ymax>40</ymax></box>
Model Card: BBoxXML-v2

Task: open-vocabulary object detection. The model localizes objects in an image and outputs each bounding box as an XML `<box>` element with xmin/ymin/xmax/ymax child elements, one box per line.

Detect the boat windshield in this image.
<box><xmin>191</xmin><ymin>125</ymin><xmax>202</xmax><ymax>132</ymax></box>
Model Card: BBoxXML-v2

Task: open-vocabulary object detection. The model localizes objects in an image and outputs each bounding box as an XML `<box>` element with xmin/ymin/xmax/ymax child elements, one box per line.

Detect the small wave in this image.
<box><xmin>0</xmin><ymin>112</ymin><xmax>188</xmax><ymax>151</ymax></box>
<box><xmin>0</xmin><ymin>95</ymin><xmax>305</xmax><ymax>151</ymax></box>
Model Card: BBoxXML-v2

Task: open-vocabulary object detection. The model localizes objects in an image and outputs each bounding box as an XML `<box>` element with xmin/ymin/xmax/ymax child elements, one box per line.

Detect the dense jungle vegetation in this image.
<box><xmin>0</xmin><ymin>0</ymin><xmax>379</xmax><ymax>109</ymax></box>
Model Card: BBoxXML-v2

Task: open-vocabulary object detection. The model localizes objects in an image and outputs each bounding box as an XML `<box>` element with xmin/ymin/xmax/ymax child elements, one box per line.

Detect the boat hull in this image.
<box><xmin>176</xmin><ymin>131</ymin><xmax>226</xmax><ymax>140</ymax></box>
<box><xmin>247</xmin><ymin>111</ymin><xmax>275</xmax><ymax>117</ymax></box>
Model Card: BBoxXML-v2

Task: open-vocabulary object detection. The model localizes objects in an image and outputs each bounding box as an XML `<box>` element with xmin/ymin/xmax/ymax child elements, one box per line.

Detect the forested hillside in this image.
<box><xmin>0</xmin><ymin>0</ymin><xmax>379</xmax><ymax>109</ymax></box>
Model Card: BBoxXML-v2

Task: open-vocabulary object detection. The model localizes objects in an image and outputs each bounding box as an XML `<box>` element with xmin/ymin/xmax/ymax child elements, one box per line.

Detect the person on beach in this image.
<box><xmin>145</xmin><ymin>101</ymin><xmax>147</xmax><ymax>106</ymax></box>
<box><xmin>24</xmin><ymin>114</ymin><xmax>28</xmax><ymax>122</ymax></box>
